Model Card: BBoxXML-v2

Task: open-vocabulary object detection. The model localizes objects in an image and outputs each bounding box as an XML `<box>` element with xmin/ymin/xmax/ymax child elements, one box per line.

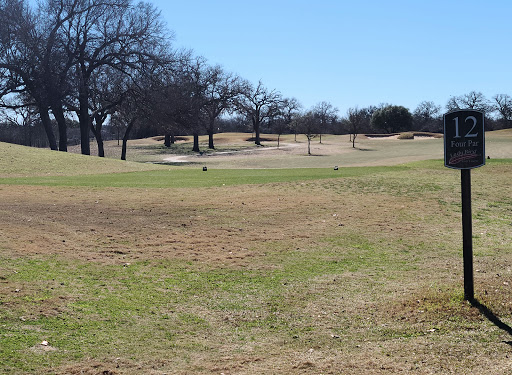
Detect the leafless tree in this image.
<box><xmin>270</xmin><ymin>97</ymin><xmax>301</xmax><ymax>147</ymax></box>
<box><xmin>0</xmin><ymin>0</ymin><xmax>63</xmax><ymax>150</ymax></box>
<box><xmin>0</xmin><ymin>0</ymin><xmax>171</xmax><ymax>155</ymax></box>
<box><xmin>413</xmin><ymin>101</ymin><xmax>441</xmax><ymax>131</ymax></box>
<box><xmin>346</xmin><ymin>106</ymin><xmax>367</xmax><ymax>148</ymax></box>
<box><xmin>446</xmin><ymin>91</ymin><xmax>492</xmax><ymax>113</ymax></box>
<box><xmin>172</xmin><ymin>56</ymin><xmax>210</xmax><ymax>153</ymax></box>
<box><xmin>237</xmin><ymin>80</ymin><xmax>282</xmax><ymax>145</ymax></box>
<box><xmin>312</xmin><ymin>101</ymin><xmax>338</xmax><ymax>143</ymax></box>
<box><xmin>201</xmin><ymin>67</ymin><xmax>244</xmax><ymax>149</ymax></box>
<box><xmin>295</xmin><ymin>111</ymin><xmax>320</xmax><ymax>155</ymax></box>
<box><xmin>492</xmin><ymin>94</ymin><xmax>512</xmax><ymax>128</ymax></box>
<box><xmin>111</xmin><ymin>76</ymin><xmax>152</xmax><ymax>161</ymax></box>
<box><xmin>0</xmin><ymin>103</ymin><xmax>39</xmax><ymax>146</ymax></box>
<box><xmin>67</xmin><ymin>0</ymin><xmax>170</xmax><ymax>155</ymax></box>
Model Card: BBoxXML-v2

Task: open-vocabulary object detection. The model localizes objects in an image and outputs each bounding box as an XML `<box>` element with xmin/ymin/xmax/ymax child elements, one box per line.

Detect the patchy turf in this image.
<box><xmin>0</xmin><ymin>134</ymin><xmax>511</xmax><ymax>374</ymax></box>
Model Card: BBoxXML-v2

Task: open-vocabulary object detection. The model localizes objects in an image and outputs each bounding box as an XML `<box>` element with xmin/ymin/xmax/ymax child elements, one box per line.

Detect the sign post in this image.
<box><xmin>444</xmin><ymin>110</ymin><xmax>485</xmax><ymax>302</ymax></box>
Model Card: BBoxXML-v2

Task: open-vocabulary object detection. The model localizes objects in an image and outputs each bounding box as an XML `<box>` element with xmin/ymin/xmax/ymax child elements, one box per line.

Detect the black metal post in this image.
<box><xmin>461</xmin><ymin>169</ymin><xmax>474</xmax><ymax>301</ymax></box>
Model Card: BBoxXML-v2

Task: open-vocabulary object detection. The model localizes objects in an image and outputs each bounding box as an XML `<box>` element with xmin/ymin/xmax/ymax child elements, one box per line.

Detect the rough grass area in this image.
<box><xmin>0</xmin><ymin>134</ymin><xmax>511</xmax><ymax>374</ymax></box>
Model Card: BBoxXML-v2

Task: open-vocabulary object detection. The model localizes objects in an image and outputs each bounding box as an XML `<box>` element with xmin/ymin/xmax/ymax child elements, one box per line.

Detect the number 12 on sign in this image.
<box><xmin>452</xmin><ymin>115</ymin><xmax>479</xmax><ymax>139</ymax></box>
<box><xmin>444</xmin><ymin>110</ymin><xmax>485</xmax><ymax>170</ymax></box>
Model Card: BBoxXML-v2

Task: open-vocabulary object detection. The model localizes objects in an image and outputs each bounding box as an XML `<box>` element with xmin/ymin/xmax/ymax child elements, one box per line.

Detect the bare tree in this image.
<box><xmin>271</xmin><ymin>97</ymin><xmax>301</xmax><ymax>148</ymax></box>
<box><xmin>68</xmin><ymin>0</ymin><xmax>170</xmax><ymax>155</ymax></box>
<box><xmin>237</xmin><ymin>80</ymin><xmax>281</xmax><ymax>146</ymax></box>
<box><xmin>200</xmin><ymin>66</ymin><xmax>243</xmax><ymax>149</ymax></box>
<box><xmin>492</xmin><ymin>94</ymin><xmax>512</xmax><ymax>128</ymax></box>
<box><xmin>174</xmin><ymin>56</ymin><xmax>210</xmax><ymax>153</ymax></box>
<box><xmin>312</xmin><ymin>101</ymin><xmax>338</xmax><ymax>143</ymax></box>
<box><xmin>0</xmin><ymin>103</ymin><xmax>39</xmax><ymax>146</ymax></box>
<box><xmin>0</xmin><ymin>0</ymin><xmax>62</xmax><ymax>150</ymax></box>
<box><xmin>413</xmin><ymin>101</ymin><xmax>441</xmax><ymax>131</ymax></box>
<box><xmin>146</xmin><ymin>51</ymin><xmax>192</xmax><ymax>148</ymax></box>
<box><xmin>0</xmin><ymin>0</ymin><xmax>171</xmax><ymax>155</ymax></box>
<box><xmin>295</xmin><ymin>111</ymin><xmax>320</xmax><ymax>155</ymax></box>
<box><xmin>446</xmin><ymin>91</ymin><xmax>492</xmax><ymax>113</ymax></box>
<box><xmin>70</xmin><ymin>65</ymin><xmax>128</xmax><ymax>157</ymax></box>
<box><xmin>111</xmin><ymin>77</ymin><xmax>150</xmax><ymax>161</ymax></box>
<box><xmin>346</xmin><ymin>106</ymin><xmax>366</xmax><ymax>148</ymax></box>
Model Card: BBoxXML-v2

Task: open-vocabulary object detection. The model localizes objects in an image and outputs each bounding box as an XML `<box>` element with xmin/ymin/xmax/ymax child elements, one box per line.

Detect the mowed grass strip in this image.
<box><xmin>0</xmin><ymin>165</ymin><xmax>409</xmax><ymax>188</ymax></box>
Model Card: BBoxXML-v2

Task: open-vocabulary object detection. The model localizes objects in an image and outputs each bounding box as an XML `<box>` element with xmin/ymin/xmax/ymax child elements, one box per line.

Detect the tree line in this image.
<box><xmin>1</xmin><ymin>0</ymin><xmax>511</xmax><ymax>158</ymax></box>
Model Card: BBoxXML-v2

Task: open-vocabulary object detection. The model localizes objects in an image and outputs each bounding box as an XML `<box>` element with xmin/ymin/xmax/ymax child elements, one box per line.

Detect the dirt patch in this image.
<box><xmin>56</xmin><ymin>361</ymin><xmax>119</xmax><ymax>375</ymax></box>
<box><xmin>0</xmin><ymin>180</ymin><xmax>455</xmax><ymax>271</ymax></box>
<box><xmin>0</xmin><ymin>184</ymin><xmax>334</xmax><ymax>266</ymax></box>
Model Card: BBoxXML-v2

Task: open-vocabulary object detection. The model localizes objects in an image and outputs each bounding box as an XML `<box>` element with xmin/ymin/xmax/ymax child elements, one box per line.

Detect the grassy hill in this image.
<box><xmin>0</xmin><ymin>142</ymin><xmax>168</xmax><ymax>178</ymax></box>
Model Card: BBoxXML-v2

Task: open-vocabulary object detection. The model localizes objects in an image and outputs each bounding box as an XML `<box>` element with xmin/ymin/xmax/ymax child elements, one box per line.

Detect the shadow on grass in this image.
<box><xmin>470</xmin><ymin>299</ymin><xmax>512</xmax><ymax>346</ymax></box>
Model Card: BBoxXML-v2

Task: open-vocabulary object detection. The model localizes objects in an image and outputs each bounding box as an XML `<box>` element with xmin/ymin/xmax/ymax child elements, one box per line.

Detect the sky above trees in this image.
<box><xmin>151</xmin><ymin>0</ymin><xmax>512</xmax><ymax>114</ymax></box>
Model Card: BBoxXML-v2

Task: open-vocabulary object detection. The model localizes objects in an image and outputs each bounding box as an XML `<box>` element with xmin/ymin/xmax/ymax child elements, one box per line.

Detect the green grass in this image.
<box><xmin>0</xmin><ymin>165</ymin><xmax>409</xmax><ymax>188</ymax></box>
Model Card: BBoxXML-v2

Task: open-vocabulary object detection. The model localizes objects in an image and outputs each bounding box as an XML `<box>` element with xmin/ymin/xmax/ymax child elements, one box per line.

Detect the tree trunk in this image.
<box><xmin>51</xmin><ymin>100</ymin><xmax>68</xmax><ymax>152</ymax></box>
<box><xmin>192</xmin><ymin>132</ymin><xmax>200</xmax><ymax>152</ymax></box>
<box><xmin>97</xmin><ymin>129</ymin><xmax>104</xmax><ymax>158</ymax></box>
<box><xmin>164</xmin><ymin>133</ymin><xmax>171</xmax><ymax>147</ymax></box>
<box><xmin>26</xmin><ymin>125</ymin><xmax>33</xmax><ymax>147</ymax></box>
<box><xmin>171</xmin><ymin>134</ymin><xmax>175</xmax><ymax>144</ymax></box>
<box><xmin>254</xmin><ymin>121</ymin><xmax>261</xmax><ymax>145</ymax></box>
<box><xmin>121</xmin><ymin>137</ymin><xmax>128</xmax><ymax>161</ymax></box>
<box><xmin>38</xmin><ymin>105</ymin><xmax>58</xmax><ymax>150</ymax></box>
<box><xmin>277</xmin><ymin>134</ymin><xmax>280</xmax><ymax>148</ymax></box>
<box><xmin>97</xmin><ymin>136</ymin><xmax>104</xmax><ymax>157</ymax></box>
<box><xmin>91</xmin><ymin>114</ymin><xmax>105</xmax><ymax>157</ymax></box>
<box><xmin>319</xmin><ymin>133</ymin><xmax>322</xmax><ymax>144</ymax></box>
<box><xmin>78</xmin><ymin>95</ymin><xmax>91</xmax><ymax>155</ymax></box>
<box><xmin>121</xmin><ymin>119</ymin><xmax>136</xmax><ymax>161</ymax></box>
<box><xmin>207</xmin><ymin>118</ymin><xmax>215</xmax><ymax>149</ymax></box>
<box><xmin>307</xmin><ymin>137</ymin><xmax>311</xmax><ymax>155</ymax></box>
<box><xmin>78</xmin><ymin>73</ymin><xmax>91</xmax><ymax>155</ymax></box>
<box><xmin>208</xmin><ymin>129</ymin><xmax>214</xmax><ymax>149</ymax></box>
<box><xmin>91</xmin><ymin>125</ymin><xmax>105</xmax><ymax>157</ymax></box>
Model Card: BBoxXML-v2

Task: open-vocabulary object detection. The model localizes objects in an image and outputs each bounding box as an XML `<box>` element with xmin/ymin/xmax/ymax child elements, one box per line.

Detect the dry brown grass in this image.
<box><xmin>2</xmin><ymin>164</ymin><xmax>512</xmax><ymax>374</ymax></box>
<box><xmin>1</xmin><ymin>136</ymin><xmax>512</xmax><ymax>374</ymax></box>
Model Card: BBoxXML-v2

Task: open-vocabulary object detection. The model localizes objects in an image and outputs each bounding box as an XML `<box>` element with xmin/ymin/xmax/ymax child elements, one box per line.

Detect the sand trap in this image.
<box><xmin>366</xmin><ymin>135</ymin><xmax>436</xmax><ymax>140</ymax></box>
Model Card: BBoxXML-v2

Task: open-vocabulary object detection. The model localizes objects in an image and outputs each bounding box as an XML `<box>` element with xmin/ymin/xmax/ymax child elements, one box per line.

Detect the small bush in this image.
<box><xmin>398</xmin><ymin>132</ymin><xmax>414</xmax><ymax>140</ymax></box>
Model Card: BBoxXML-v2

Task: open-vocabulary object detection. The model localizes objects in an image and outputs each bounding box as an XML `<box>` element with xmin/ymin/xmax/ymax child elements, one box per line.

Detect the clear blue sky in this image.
<box><xmin>150</xmin><ymin>0</ymin><xmax>512</xmax><ymax>115</ymax></box>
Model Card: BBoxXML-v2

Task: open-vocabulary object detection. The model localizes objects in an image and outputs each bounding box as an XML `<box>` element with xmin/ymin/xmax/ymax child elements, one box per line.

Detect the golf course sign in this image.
<box><xmin>444</xmin><ymin>110</ymin><xmax>485</xmax><ymax>169</ymax></box>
